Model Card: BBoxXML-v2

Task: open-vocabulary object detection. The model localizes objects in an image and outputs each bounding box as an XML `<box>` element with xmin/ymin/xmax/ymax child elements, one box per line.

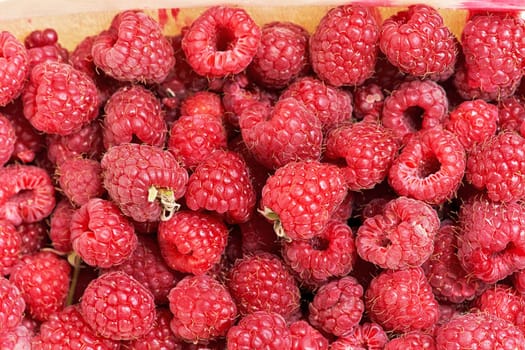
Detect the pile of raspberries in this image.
<box><xmin>1</xmin><ymin>3</ymin><xmax>525</xmax><ymax>349</ymax></box>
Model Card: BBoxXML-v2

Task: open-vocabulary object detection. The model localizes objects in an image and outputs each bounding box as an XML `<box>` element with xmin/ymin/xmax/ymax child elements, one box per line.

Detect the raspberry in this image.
<box><xmin>309</xmin><ymin>5</ymin><xmax>379</xmax><ymax>86</ymax></box>
<box><xmin>365</xmin><ymin>267</ymin><xmax>439</xmax><ymax>333</ymax></box>
<box><xmin>380</xmin><ymin>4</ymin><xmax>457</xmax><ymax>81</ymax></box>
<box><xmin>48</xmin><ymin>198</ymin><xmax>75</xmax><ymax>253</ymax></box>
<box><xmin>260</xmin><ymin>160</ymin><xmax>348</xmax><ymax>241</ymax></box>
<box><xmin>499</xmin><ymin>96</ymin><xmax>525</xmax><ymax>132</ymax></box>
<box><xmin>182</xmin><ymin>6</ymin><xmax>261</xmax><ymax>78</ymax></box>
<box><xmin>184</xmin><ymin>149</ymin><xmax>256</xmax><ymax>224</ymax></box>
<box><xmin>0</xmin><ymin>276</ymin><xmax>25</xmax><ymax>332</ymax></box>
<box><xmin>474</xmin><ymin>284</ymin><xmax>525</xmax><ymax>333</ymax></box>
<box><xmin>70</xmin><ymin>197</ymin><xmax>138</xmax><ymax>268</ymax></box>
<box><xmin>101</xmin><ymin>143</ymin><xmax>189</xmax><ymax>223</ymax></box>
<box><xmin>22</xmin><ymin>61</ymin><xmax>99</xmax><ymax>136</ymax></box>
<box><xmin>325</xmin><ymin>119</ymin><xmax>399</xmax><ymax>191</ymax></box>
<box><xmin>125</xmin><ymin>308</ymin><xmax>183</xmax><ymax>350</ymax></box>
<box><xmin>0</xmin><ymin>31</ymin><xmax>29</xmax><ymax>106</ymax></box>
<box><xmin>308</xmin><ymin>276</ymin><xmax>365</xmax><ymax>337</ymax></box>
<box><xmin>0</xmin><ymin>164</ymin><xmax>56</xmax><ymax>226</ymax></box>
<box><xmin>80</xmin><ymin>271</ymin><xmax>156</xmax><ymax>341</ymax></box>
<box><xmin>1</xmin><ymin>324</ymin><xmax>31</xmax><ymax>350</ymax></box>
<box><xmin>384</xmin><ymin>331</ymin><xmax>436</xmax><ymax>350</ymax></box>
<box><xmin>158</xmin><ymin>210</ymin><xmax>229</xmax><ymax>275</ymax></box>
<box><xmin>9</xmin><ymin>251</ymin><xmax>71</xmax><ymax>322</ymax></box>
<box><xmin>247</xmin><ymin>21</ymin><xmax>310</xmax><ymax>89</ymax></box>
<box><xmin>226</xmin><ymin>311</ymin><xmax>292</xmax><ymax>350</ymax></box>
<box><xmin>0</xmin><ymin>114</ymin><xmax>15</xmax><ymax>167</ymax></box>
<box><xmin>329</xmin><ymin>323</ymin><xmax>388</xmax><ymax>350</ymax></box>
<box><xmin>280</xmin><ymin>76</ymin><xmax>353</xmax><ymax>133</ymax></box>
<box><xmin>103</xmin><ymin>85</ymin><xmax>167</xmax><ymax>149</ymax></box>
<box><xmin>466</xmin><ymin>131</ymin><xmax>525</xmax><ymax>202</ymax></box>
<box><xmin>227</xmin><ymin>252</ymin><xmax>300</xmax><ymax>320</ymax></box>
<box><xmin>180</xmin><ymin>91</ymin><xmax>224</xmax><ymax>120</ymax></box>
<box><xmin>381</xmin><ymin>79</ymin><xmax>449</xmax><ymax>141</ymax></box>
<box><xmin>239</xmin><ymin>97</ymin><xmax>323</xmax><ymax>169</ymax></box>
<box><xmin>444</xmin><ymin>99</ymin><xmax>499</xmax><ymax>151</ymax></box>
<box><xmin>352</xmin><ymin>83</ymin><xmax>385</xmax><ymax>120</ymax></box>
<box><xmin>56</xmin><ymin>157</ymin><xmax>104</xmax><ymax>207</ymax></box>
<box><xmin>282</xmin><ymin>219</ymin><xmax>356</xmax><ymax>288</ymax></box>
<box><xmin>92</xmin><ymin>10</ymin><xmax>174</xmax><ymax>83</ymax></box>
<box><xmin>289</xmin><ymin>320</ymin><xmax>329</xmax><ymax>350</ymax></box>
<box><xmin>17</xmin><ymin>221</ymin><xmax>47</xmax><ymax>255</ymax></box>
<box><xmin>514</xmin><ymin>270</ymin><xmax>525</xmax><ymax>294</ymax></box>
<box><xmin>168</xmin><ymin>274</ymin><xmax>237</xmax><ymax>343</ymax></box>
<box><xmin>388</xmin><ymin>127</ymin><xmax>466</xmax><ymax>205</ymax></box>
<box><xmin>435</xmin><ymin>312</ymin><xmax>525</xmax><ymax>349</ymax></box>
<box><xmin>0</xmin><ymin>220</ymin><xmax>21</xmax><ymax>276</ymax></box>
<box><xmin>24</xmin><ymin>27</ymin><xmax>59</xmax><ymax>48</ymax></box>
<box><xmin>356</xmin><ymin>196</ymin><xmax>440</xmax><ymax>270</ymax></box>
<box><xmin>238</xmin><ymin>211</ymin><xmax>281</xmax><ymax>256</ymax></box>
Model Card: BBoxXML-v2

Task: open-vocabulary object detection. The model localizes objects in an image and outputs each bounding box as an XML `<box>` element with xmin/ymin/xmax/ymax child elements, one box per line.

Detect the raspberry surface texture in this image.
<box><xmin>0</xmin><ymin>31</ymin><xmax>29</xmax><ymax>106</ymax></box>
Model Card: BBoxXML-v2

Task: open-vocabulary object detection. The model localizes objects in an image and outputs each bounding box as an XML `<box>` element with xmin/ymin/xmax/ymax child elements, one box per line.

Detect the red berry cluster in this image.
<box><xmin>0</xmin><ymin>4</ymin><xmax>525</xmax><ymax>349</ymax></box>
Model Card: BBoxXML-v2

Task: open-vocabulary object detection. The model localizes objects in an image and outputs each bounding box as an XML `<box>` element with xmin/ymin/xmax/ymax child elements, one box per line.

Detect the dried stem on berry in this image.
<box><xmin>66</xmin><ymin>252</ymin><xmax>82</xmax><ymax>306</ymax></box>
<box><xmin>148</xmin><ymin>186</ymin><xmax>180</xmax><ymax>221</ymax></box>
<box><xmin>258</xmin><ymin>207</ymin><xmax>290</xmax><ymax>242</ymax></box>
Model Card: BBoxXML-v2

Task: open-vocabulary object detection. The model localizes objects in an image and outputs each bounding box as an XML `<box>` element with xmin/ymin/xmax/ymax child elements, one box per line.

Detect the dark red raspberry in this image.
<box><xmin>103</xmin><ymin>84</ymin><xmax>167</xmax><ymax>149</ymax></box>
<box><xmin>227</xmin><ymin>252</ymin><xmax>300</xmax><ymax>320</ymax></box>
<box><xmin>0</xmin><ymin>220</ymin><xmax>21</xmax><ymax>276</ymax></box>
<box><xmin>352</xmin><ymin>83</ymin><xmax>385</xmax><ymax>120</ymax></box>
<box><xmin>125</xmin><ymin>307</ymin><xmax>183</xmax><ymax>350</ymax></box>
<box><xmin>0</xmin><ymin>114</ymin><xmax>15</xmax><ymax>166</ymax></box>
<box><xmin>17</xmin><ymin>221</ymin><xmax>47</xmax><ymax>255</ymax></box>
<box><xmin>365</xmin><ymin>267</ymin><xmax>439</xmax><ymax>333</ymax></box>
<box><xmin>0</xmin><ymin>276</ymin><xmax>25</xmax><ymax>332</ymax></box>
<box><xmin>380</xmin><ymin>4</ymin><xmax>457</xmax><ymax>81</ymax></box>
<box><xmin>289</xmin><ymin>320</ymin><xmax>329</xmax><ymax>350</ymax></box>
<box><xmin>158</xmin><ymin>210</ymin><xmax>228</xmax><ymax>275</ymax></box>
<box><xmin>180</xmin><ymin>91</ymin><xmax>224</xmax><ymax>119</ymax></box>
<box><xmin>48</xmin><ymin>198</ymin><xmax>75</xmax><ymax>253</ymax></box>
<box><xmin>498</xmin><ymin>95</ymin><xmax>525</xmax><ymax>133</ymax></box>
<box><xmin>56</xmin><ymin>157</ymin><xmax>104</xmax><ymax>207</ymax></box>
<box><xmin>325</xmin><ymin>119</ymin><xmax>399</xmax><ymax>191</ymax></box>
<box><xmin>9</xmin><ymin>251</ymin><xmax>71</xmax><ymax>322</ymax></box>
<box><xmin>239</xmin><ymin>97</ymin><xmax>323</xmax><ymax>169</ymax></box>
<box><xmin>238</xmin><ymin>211</ymin><xmax>281</xmax><ymax>256</ymax></box>
<box><xmin>226</xmin><ymin>311</ymin><xmax>292</xmax><ymax>350</ymax></box>
<box><xmin>384</xmin><ymin>331</ymin><xmax>436</xmax><ymax>350</ymax></box>
<box><xmin>474</xmin><ymin>284</ymin><xmax>525</xmax><ymax>333</ymax></box>
<box><xmin>0</xmin><ymin>31</ymin><xmax>29</xmax><ymax>106</ymax></box>
<box><xmin>247</xmin><ymin>21</ymin><xmax>310</xmax><ymax>89</ymax></box>
<box><xmin>356</xmin><ymin>196</ymin><xmax>440</xmax><ymax>270</ymax></box>
<box><xmin>101</xmin><ymin>143</ymin><xmax>189</xmax><ymax>223</ymax></box>
<box><xmin>168</xmin><ymin>274</ymin><xmax>237</xmax><ymax>343</ymax></box>
<box><xmin>388</xmin><ymin>127</ymin><xmax>466</xmax><ymax>205</ymax></box>
<box><xmin>22</xmin><ymin>61</ymin><xmax>99</xmax><ymax>136</ymax></box>
<box><xmin>381</xmin><ymin>79</ymin><xmax>449</xmax><ymax>141</ymax></box>
<box><xmin>80</xmin><ymin>271</ymin><xmax>156</xmax><ymax>340</ymax></box>
<box><xmin>330</xmin><ymin>323</ymin><xmax>388</xmax><ymax>350</ymax></box>
<box><xmin>24</xmin><ymin>28</ymin><xmax>59</xmax><ymax>48</ymax></box>
<box><xmin>309</xmin><ymin>5</ymin><xmax>379</xmax><ymax>86</ymax></box>
<box><xmin>0</xmin><ymin>164</ymin><xmax>56</xmax><ymax>226</ymax></box>
<box><xmin>92</xmin><ymin>10</ymin><xmax>174</xmax><ymax>83</ymax></box>
<box><xmin>184</xmin><ymin>149</ymin><xmax>256</xmax><ymax>224</ymax></box>
<box><xmin>182</xmin><ymin>6</ymin><xmax>261</xmax><ymax>78</ymax></box>
<box><xmin>280</xmin><ymin>76</ymin><xmax>353</xmax><ymax>133</ymax></box>
<box><xmin>70</xmin><ymin>197</ymin><xmax>138</xmax><ymax>268</ymax></box>
<box><xmin>308</xmin><ymin>276</ymin><xmax>365</xmax><ymax>337</ymax></box>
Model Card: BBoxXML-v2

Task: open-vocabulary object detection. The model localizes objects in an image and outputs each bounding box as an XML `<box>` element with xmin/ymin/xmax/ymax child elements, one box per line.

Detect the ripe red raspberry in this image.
<box><xmin>498</xmin><ymin>96</ymin><xmax>525</xmax><ymax>133</ymax></box>
<box><xmin>280</xmin><ymin>76</ymin><xmax>353</xmax><ymax>133</ymax></box>
<box><xmin>32</xmin><ymin>305</ymin><xmax>121</xmax><ymax>350</ymax></box>
<box><xmin>103</xmin><ymin>85</ymin><xmax>167</xmax><ymax>149</ymax></box>
<box><xmin>101</xmin><ymin>143</ymin><xmax>189</xmax><ymax>223</ymax></box>
<box><xmin>226</xmin><ymin>311</ymin><xmax>292</xmax><ymax>350</ymax></box>
<box><xmin>184</xmin><ymin>149</ymin><xmax>256</xmax><ymax>224</ymax></box>
<box><xmin>80</xmin><ymin>271</ymin><xmax>156</xmax><ymax>340</ymax></box>
<box><xmin>309</xmin><ymin>5</ymin><xmax>379</xmax><ymax>86</ymax></box>
<box><xmin>514</xmin><ymin>270</ymin><xmax>525</xmax><ymax>294</ymax></box>
<box><xmin>168</xmin><ymin>274</ymin><xmax>237</xmax><ymax>343</ymax></box>
<box><xmin>388</xmin><ymin>127</ymin><xmax>466</xmax><ymax>205</ymax></box>
<box><xmin>352</xmin><ymin>83</ymin><xmax>384</xmax><ymax>120</ymax></box>
<box><xmin>92</xmin><ymin>10</ymin><xmax>174</xmax><ymax>83</ymax></box>
<box><xmin>474</xmin><ymin>284</ymin><xmax>525</xmax><ymax>333</ymax></box>
<box><xmin>22</xmin><ymin>61</ymin><xmax>99</xmax><ymax>136</ymax></box>
<box><xmin>70</xmin><ymin>198</ymin><xmax>137</xmax><ymax>268</ymax></box>
<box><xmin>260</xmin><ymin>160</ymin><xmax>347</xmax><ymax>241</ymax></box>
<box><xmin>180</xmin><ymin>91</ymin><xmax>224</xmax><ymax>119</ymax></box>
<box><xmin>308</xmin><ymin>276</ymin><xmax>365</xmax><ymax>337</ymax></box>
<box><xmin>247</xmin><ymin>21</ymin><xmax>310</xmax><ymax>89</ymax></box>
<box><xmin>182</xmin><ymin>6</ymin><xmax>261</xmax><ymax>78</ymax></box>
<box><xmin>238</xmin><ymin>211</ymin><xmax>281</xmax><ymax>256</ymax></box>
<box><xmin>0</xmin><ymin>276</ymin><xmax>25</xmax><ymax>332</ymax></box>
<box><xmin>381</xmin><ymin>79</ymin><xmax>449</xmax><ymax>141</ymax></box>
<box><xmin>289</xmin><ymin>320</ymin><xmax>329</xmax><ymax>350</ymax></box>
<box><xmin>365</xmin><ymin>267</ymin><xmax>439</xmax><ymax>333</ymax></box>
<box><xmin>239</xmin><ymin>97</ymin><xmax>322</xmax><ymax>169</ymax></box>
<box><xmin>356</xmin><ymin>196</ymin><xmax>440</xmax><ymax>270</ymax></box>
<box><xmin>158</xmin><ymin>210</ymin><xmax>228</xmax><ymax>275</ymax></box>
<box><xmin>24</xmin><ymin>27</ymin><xmax>61</xmax><ymax>48</ymax></box>
<box><xmin>56</xmin><ymin>157</ymin><xmax>104</xmax><ymax>207</ymax></box>
<box><xmin>9</xmin><ymin>251</ymin><xmax>71</xmax><ymax>322</ymax></box>
<box><xmin>435</xmin><ymin>312</ymin><xmax>525</xmax><ymax>349</ymax></box>
<box><xmin>466</xmin><ymin>131</ymin><xmax>525</xmax><ymax>202</ymax></box>
<box><xmin>1</xmin><ymin>324</ymin><xmax>31</xmax><ymax>349</ymax></box>
<box><xmin>0</xmin><ymin>32</ymin><xmax>29</xmax><ymax>106</ymax></box>
<box><xmin>227</xmin><ymin>252</ymin><xmax>300</xmax><ymax>320</ymax></box>
<box><xmin>0</xmin><ymin>114</ymin><xmax>15</xmax><ymax>167</ymax></box>
<box><xmin>0</xmin><ymin>220</ymin><xmax>21</xmax><ymax>276</ymax></box>
<box><xmin>48</xmin><ymin>198</ymin><xmax>75</xmax><ymax>253</ymax></box>
<box><xmin>17</xmin><ymin>221</ymin><xmax>47</xmax><ymax>255</ymax></box>
<box><xmin>380</xmin><ymin>4</ymin><xmax>457</xmax><ymax>81</ymax></box>
<box><xmin>125</xmin><ymin>307</ymin><xmax>183</xmax><ymax>350</ymax></box>
<box><xmin>167</xmin><ymin>113</ymin><xmax>228</xmax><ymax>170</ymax></box>
<box><xmin>282</xmin><ymin>219</ymin><xmax>356</xmax><ymax>288</ymax></box>
<box><xmin>0</xmin><ymin>164</ymin><xmax>56</xmax><ymax>226</ymax></box>
<box><xmin>325</xmin><ymin>119</ymin><xmax>399</xmax><ymax>191</ymax></box>
<box><xmin>384</xmin><ymin>331</ymin><xmax>436</xmax><ymax>350</ymax></box>
<box><xmin>329</xmin><ymin>323</ymin><xmax>388</xmax><ymax>350</ymax></box>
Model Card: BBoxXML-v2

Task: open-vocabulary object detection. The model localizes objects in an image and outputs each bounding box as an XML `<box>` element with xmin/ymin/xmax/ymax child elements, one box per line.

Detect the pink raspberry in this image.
<box><xmin>168</xmin><ymin>274</ymin><xmax>237</xmax><ymax>343</ymax></box>
<box><xmin>380</xmin><ymin>4</ymin><xmax>457</xmax><ymax>81</ymax></box>
<box><xmin>309</xmin><ymin>5</ymin><xmax>379</xmax><ymax>86</ymax></box>
<box><xmin>48</xmin><ymin>198</ymin><xmax>75</xmax><ymax>253</ymax></box>
<box><xmin>0</xmin><ymin>31</ymin><xmax>29</xmax><ymax>106</ymax></box>
<box><xmin>474</xmin><ymin>284</ymin><xmax>525</xmax><ymax>333</ymax></box>
<box><xmin>0</xmin><ymin>220</ymin><xmax>21</xmax><ymax>276</ymax></box>
<box><xmin>289</xmin><ymin>320</ymin><xmax>329</xmax><ymax>350</ymax></box>
<box><xmin>92</xmin><ymin>10</ymin><xmax>174</xmax><ymax>83</ymax></box>
<box><xmin>1</xmin><ymin>324</ymin><xmax>31</xmax><ymax>350</ymax></box>
<box><xmin>330</xmin><ymin>323</ymin><xmax>388</xmax><ymax>350</ymax></box>
<box><xmin>352</xmin><ymin>83</ymin><xmax>385</xmax><ymax>120</ymax></box>
<box><xmin>356</xmin><ymin>196</ymin><xmax>440</xmax><ymax>270</ymax></box>
<box><xmin>365</xmin><ymin>267</ymin><xmax>439</xmax><ymax>333</ymax></box>
<box><xmin>182</xmin><ymin>6</ymin><xmax>261</xmax><ymax>78</ymax></box>
<box><xmin>0</xmin><ymin>276</ymin><xmax>25</xmax><ymax>332</ymax></box>
<box><xmin>180</xmin><ymin>91</ymin><xmax>224</xmax><ymax>119</ymax></box>
<box><xmin>0</xmin><ymin>114</ymin><xmax>15</xmax><ymax>167</ymax></box>
<box><xmin>56</xmin><ymin>157</ymin><xmax>104</xmax><ymax>207</ymax></box>
<box><xmin>384</xmin><ymin>331</ymin><xmax>436</xmax><ymax>350</ymax></box>
<box><xmin>125</xmin><ymin>308</ymin><xmax>183</xmax><ymax>350</ymax></box>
